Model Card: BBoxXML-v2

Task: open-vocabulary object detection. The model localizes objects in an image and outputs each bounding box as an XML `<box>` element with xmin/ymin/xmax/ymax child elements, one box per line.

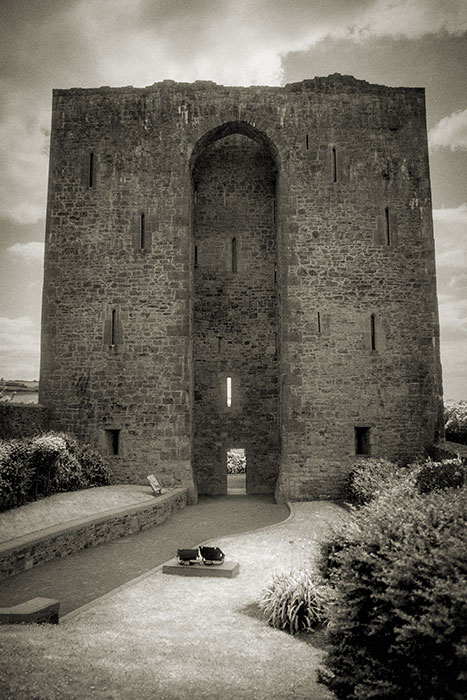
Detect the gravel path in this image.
<box><xmin>0</xmin><ymin>501</ymin><xmax>348</xmax><ymax>700</ymax></box>
<box><xmin>0</xmin><ymin>493</ymin><xmax>289</xmax><ymax>615</ymax></box>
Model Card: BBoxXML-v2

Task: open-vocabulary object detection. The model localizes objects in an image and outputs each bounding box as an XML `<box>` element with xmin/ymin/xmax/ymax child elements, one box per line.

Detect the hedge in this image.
<box><xmin>444</xmin><ymin>401</ymin><xmax>467</xmax><ymax>445</ymax></box>
<box><xmin>0</xmin><ymin>432</ymin><xmax>112</xmax><ymax>510</ymax></box>
<box><xmin>318</xmin><ymin>484</ymin><xmax>467</xmax><ymax>700</ymax></box>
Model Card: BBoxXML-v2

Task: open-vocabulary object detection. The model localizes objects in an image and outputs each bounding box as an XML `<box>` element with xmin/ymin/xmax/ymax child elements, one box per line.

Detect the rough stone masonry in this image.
<box><xmin>39</xmin><ymin>74</ymin><xmax>444</xmax><ymax>503</ymax></box>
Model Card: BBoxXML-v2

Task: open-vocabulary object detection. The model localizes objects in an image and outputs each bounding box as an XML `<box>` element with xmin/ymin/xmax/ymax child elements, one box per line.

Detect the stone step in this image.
<box><xmin>162</xmin><ymin>558</ymin><xmax>239</xmax><ymax>578</ymax></box>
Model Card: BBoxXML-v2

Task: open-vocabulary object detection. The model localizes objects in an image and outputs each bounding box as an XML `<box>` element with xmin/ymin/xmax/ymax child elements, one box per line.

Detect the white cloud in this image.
<box><xmin>433</xmin><ymin>204</ymin><xmax>467</xmax><ymax>267</ymax></box>
<box><xmin>358</xmin><ymin>0</ymin><xmax>467</xmax><ymax>39</ymax></box>
<box><xmin>2</xmin><ymin>0</ymin><xmax>467</xmax><ymax>225</ymax></box>
<box><xmin>429</xmin><ymin>109</ymin><xmax>467</xmax><ymax>151</ymax></box>
<box><xmin>7</xmin><ymin>241</ymin><xmax>45</xmax><ymax>263</ymax></box>
<box><xmin>433</xmin><ymin>204</ymin><xmax>467</xmax><ymax>399</ymax></box>
<box><xmin>0</xmin><ymin>316</ymin><xmax>40</xmax><ymax>380</ymax></box>
<box><xmin>0</xmin><ymin>99</ymin><xmax>50</xmax><ymax>224</ymax></box>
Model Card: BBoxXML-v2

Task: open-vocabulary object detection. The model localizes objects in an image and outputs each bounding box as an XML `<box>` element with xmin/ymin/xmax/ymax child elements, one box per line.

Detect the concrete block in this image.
<box><xmin>162</xmin><ymin>558</ymin><xmax>239</xmax><ymax>578</ymax></box>
<box><xmin>0</xmin><ymin>597</ymin><xmax>60</xmax><ymax>624</ymax></box>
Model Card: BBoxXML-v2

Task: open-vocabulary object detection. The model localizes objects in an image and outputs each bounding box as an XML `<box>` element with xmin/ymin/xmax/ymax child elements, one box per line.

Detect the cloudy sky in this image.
<box><xmin>0</xmin><ymin>0</ymin><xmax>466</xmax><ymax>400</ymax></box>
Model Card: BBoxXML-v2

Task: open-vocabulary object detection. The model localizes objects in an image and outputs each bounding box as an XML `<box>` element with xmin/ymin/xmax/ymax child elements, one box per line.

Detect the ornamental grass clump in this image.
<box><xmin>259</xmin><ymin>569</ymin><xmax>329</xmax><ymax>634</ymax></box>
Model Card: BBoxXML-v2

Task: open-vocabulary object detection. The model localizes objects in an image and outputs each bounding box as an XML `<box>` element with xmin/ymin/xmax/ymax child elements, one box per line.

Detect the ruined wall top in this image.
<box><xmin>53</xmin><ymin>73</ymin><xmax>424</xmax><ymax>97</ymax></box>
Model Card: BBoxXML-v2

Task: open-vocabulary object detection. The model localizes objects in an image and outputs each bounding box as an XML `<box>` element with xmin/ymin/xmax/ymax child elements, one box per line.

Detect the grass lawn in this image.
<box><xmin>0</xmin><ymin>502</ymin><xmax>348</xmax><ymax>700</ymax></box>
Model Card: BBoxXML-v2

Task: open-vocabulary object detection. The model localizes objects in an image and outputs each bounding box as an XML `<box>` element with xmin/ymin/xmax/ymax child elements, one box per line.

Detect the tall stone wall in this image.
<box><xmin>40</xmin><ymin>74</ymin><xmax>444</xmax><ymax>501</ymax></box>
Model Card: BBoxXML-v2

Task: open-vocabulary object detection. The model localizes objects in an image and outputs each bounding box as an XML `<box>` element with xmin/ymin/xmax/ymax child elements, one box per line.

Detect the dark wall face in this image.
<box><xmin>192</xmin><ymin>134</ymin><xmax>279</xmax><ymax>494</ymax></box>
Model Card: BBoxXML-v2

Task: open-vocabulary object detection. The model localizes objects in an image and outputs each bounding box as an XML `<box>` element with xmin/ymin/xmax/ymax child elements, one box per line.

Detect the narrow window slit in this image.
<box><xmin>305</xmin><ymin>134</ymin><xmax>309</xmax><ymax>150</ymax></box>
<box><xmin>332</xmin><ymin>147</ymin><xmax>337</xmax><ymax>183</ymax></box>
<box><xmin>194</xmin><ymin>245</ymin><xmax>198</xmax><ymax>268</ymax></box>
<box><xmin>140</xmin><ymin>212</ymin><xmax>145</xmax><ymax>250</ymax></box>
<box><xmin>89</xmin><ymin>152</ymin><xmax>95</xmax><ymax>188</ymax></box>
<box><xmin>385</xmin><ymin>207</ymin><xmax>391</xmax><ymax>245</ymax></box>
<box><xmin>317</xmin><ymin>311</ymin><xmax>321</xmax><ymax>334</ymax></box>
<box><xmin>226</xmin><ymin>377</ymin><xmax>232</xmax><ymax>407</ymax></box>
<box><xmin>370</xmin><ymin>314</ymin><xmax>376</xmax><ymax>351</ymax></box>
<box><xmin>231</xmin><ymin>237</ymin><xmax>237</xmax><ymax>273</ymax></box>
<box><xmin>111</xmin><ymin>308</ymin><xmax>117</xmax><ymax>347</ymax></box>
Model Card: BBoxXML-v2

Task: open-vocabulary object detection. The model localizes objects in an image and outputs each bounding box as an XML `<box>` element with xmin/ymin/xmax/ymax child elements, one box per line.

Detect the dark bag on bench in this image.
<box><xmin>199</xmin><ymin>546</ymin><xmax>225</xmax><ymax>565</ymax></box>
<box><xmin>177</xmin><ymin>548</ymin><xmax>199</xmax><ymax>565</ymax></box>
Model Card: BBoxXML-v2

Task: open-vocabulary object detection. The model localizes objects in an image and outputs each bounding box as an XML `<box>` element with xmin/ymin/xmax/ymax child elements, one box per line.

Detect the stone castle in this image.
<box><xmin>39</xmin><ymin>74</ymin><xmax>444</xmax><ymax>503</ymax></box>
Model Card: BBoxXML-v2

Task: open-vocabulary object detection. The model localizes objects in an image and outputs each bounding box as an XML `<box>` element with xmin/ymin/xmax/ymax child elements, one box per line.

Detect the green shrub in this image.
<box><xmin>0</xmin><ymin>439</ymin><xmax>33</xmax><ymax>509</ymax></box>
<box><xmin>0</xmin><ymin>432</ymin><xmax>112</xmax><ymax>511</ymax></box>
<box><xmin>445</xmin><ymin>400</ymin><xmax>467</xmax><ymax>445</ymax></box>
<box><xmin>29</xmin><ymin>433</ymin><xmax>71</xmax><ymax>497</ymax></box>
<box><xmin>78</xmin><ymin>445</ymin><xmax>112</xmax><ymax>486</ymax></box>
<box><xmin>259</xmin><ymin>569</ymin><xmax>329</xmax><ymax>634</ymax></box>
<box><xmin>416</xmin><ymin>457</ymin><xmax>466</xmax><ymax>494</ymax></box>
<box><xmin>319</xmin><ymin>485</ymin><xmax>467</xmax><ymax>700</ymax></box>
<box><xmin>343</xmin><ymin>457</ymin><xmax>413</xmax><ymax>506</ymax></box>
<box><xmin>226</xmin><ymin>449</ymin><xmax>246</xmax><ymax>474</ymax></box>
<box><xmin>317</xmin><ymin>520</ymin><xmax>360</xmax><ymax>585</ymax></box>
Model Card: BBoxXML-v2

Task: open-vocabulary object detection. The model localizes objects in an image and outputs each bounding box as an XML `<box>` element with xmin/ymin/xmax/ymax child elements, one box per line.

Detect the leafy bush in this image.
<box><xmin>445</xmin><ymin>400</ymin><xmax>467</xmax><ymax>445</ymax></box>
<box><xmin>415</xmin><ymin>457</ymin><xmax>466</xmax><ymax>494</ymax></box>
<box><xmin>78</xmin><ymin>445</ymin><xmax>112</xmax><ymax>486</ymax></box>
<box><xmin>343</xmin><ymin>457</ymin><xmax>414</xmax><ymax>506</ymax></box>
<box><xmin>227</xmin><ymin>449</ymin><xmax>246</xmax><ymax>474</ymax></box>
<box><xmin>259</xmin><ymin>569</ymin><xmax>329</xmax><ymax>634</ymax></box>
<box><xmin>317</xmin><ymin>521</ymin><xmax>361</xmax><ymax>585</ymax></box>
<box><xmin>29</xmin><ymin>433</ymin><xmax>71</xmax><ymax>497</ymax></box>
<box><xmin>0</xmin><ymin>432</ymin><xmax>112</xmax><ymax>510</ymax></box>
<box><xmin>319</xmin><ymin>485</ymin><xmax>467</xmax><ymax>700</ymax></box>
<box><xmin>0</xmin><ymin>439</ymin><xmax>33</xmax><ymax>509</ymax></box>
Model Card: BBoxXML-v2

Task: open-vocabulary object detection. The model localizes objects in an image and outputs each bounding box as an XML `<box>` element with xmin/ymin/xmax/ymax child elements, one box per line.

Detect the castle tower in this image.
<box><xmin>40</xmin><ymin>75</ymin><xmax>444</xmax><ymax>502</ymax></box>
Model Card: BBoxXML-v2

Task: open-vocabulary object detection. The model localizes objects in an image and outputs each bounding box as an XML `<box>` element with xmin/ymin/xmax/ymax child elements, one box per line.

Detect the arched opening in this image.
<box><xmin>191</xmin><ymin>123</ymin><xmax>280</xmax><ymax>495</ymax></box>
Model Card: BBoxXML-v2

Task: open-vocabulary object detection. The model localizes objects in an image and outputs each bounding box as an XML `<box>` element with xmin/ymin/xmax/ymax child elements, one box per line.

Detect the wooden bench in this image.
<box><xmin>0</xmin><ymin>597</ymin><xmax>60</xmax><ymax>624</ymax></box>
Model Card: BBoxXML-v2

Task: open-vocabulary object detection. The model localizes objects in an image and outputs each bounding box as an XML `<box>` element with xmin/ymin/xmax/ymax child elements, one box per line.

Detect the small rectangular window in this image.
<box><xmin>305</xmin><ymin>134</ymin><xmax>309</xmax><ymax>150</ymax></box>
<box><xmin>194</xmin><ymin>245</ymin><xmax>198</xmax><ymax>268</ymax></box>
<box><xmin>355</xmin><ymin>427</ymin><xmax>371</xmax><ymax>455</ymax></box>
<box><xmin>105</xmin><ymin>429</ymin><xmax>120</xmax><ymax>456</ymax></box>
<box><xmin>317</xmin><ymin>311</ymin><xmax>321</xmax><ymax>334</ymax></box>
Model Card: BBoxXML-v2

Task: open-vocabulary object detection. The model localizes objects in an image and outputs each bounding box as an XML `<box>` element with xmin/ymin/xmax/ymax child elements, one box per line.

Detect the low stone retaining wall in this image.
<box><xmin>432</xmin><ymin>440</ymin><xmax>467</xmax><ymax>463</ymax></box>
<box><xmin>0</xmin><ymin>487</ymin><xmax>187</xmax><ymax>581</ymax></box>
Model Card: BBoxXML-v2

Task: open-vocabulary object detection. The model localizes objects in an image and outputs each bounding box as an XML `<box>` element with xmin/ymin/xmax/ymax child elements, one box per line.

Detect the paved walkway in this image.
<box><xmin>0</xmin><ymin>489</ymin><xmax>289</xmax><ymax>616</ymax></box>
<box><xmin>0</xmin><ymin>500</ymin><xmax>347</xmax><ymax>700</ymax></box>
